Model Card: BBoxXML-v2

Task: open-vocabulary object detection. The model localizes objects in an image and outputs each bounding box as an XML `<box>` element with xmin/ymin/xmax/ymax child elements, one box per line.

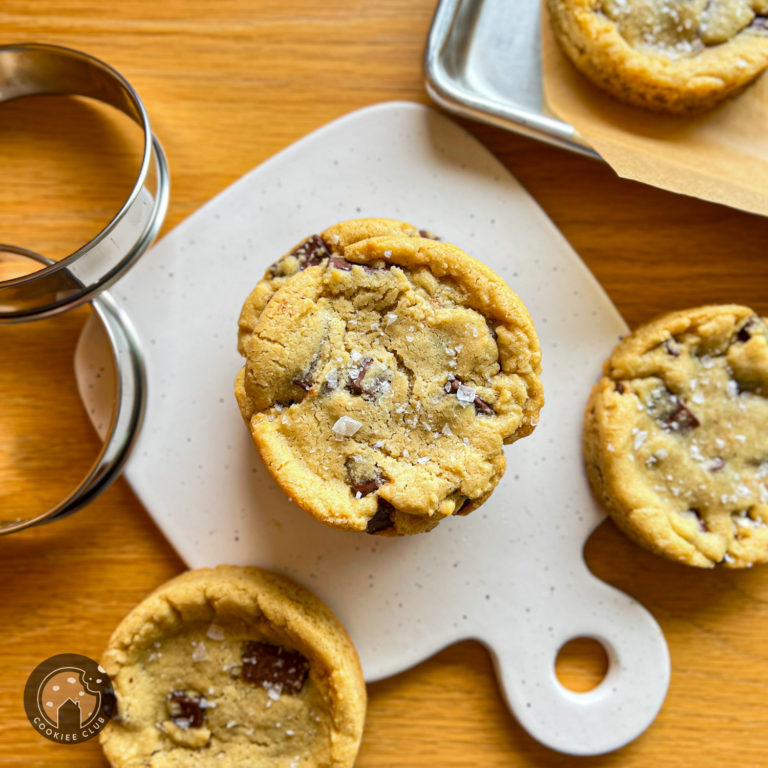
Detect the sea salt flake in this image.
<box><xmin>384</xmin><ymin>249</ymin><xmax>392</xmax><ymax>259</ymax></box>
<box><xmin>633</xmin><ymin>430</ymin><xmax>648</xmax><ymax>450</ymax></box>
<box><xmin>726</xmin><ymin>380</ymin><xmax>740</xmax><ymax>397</ymax></box>
<box><xmin>206</xmin><ymin>624</ymin><xmax>225</xmax><ymax>641</ymax></box>
<box><xmin>332</xmin><ymin>416</ymin><xmax>362</xmax><ymax>437</ymax></box>
<box><xmin>385</xmin><ymin>313</ymin><xmax>398</xmax><ymax>326</ymax></box>
<box><xmin>441</xmin><ymin>423</ymin><xmax>453</xmax><ymax>436</ymax></box>
<box><xmin>416</xmin><ymin>456</ymin><xmax>430</xmax><ymax>464</ymax></box>
<box><xmin>192</xmin><ymin>642</ymin><xmax>208</xmax><ymax>663</ymax></box>
<box><xmin>456</xmin><ymin>384</ymin><xmax>476</xmax><ymax>405</ymax></box>
<box><xmin>263</xmin><ymin>681</ymin><xmax>283</xmax><ymax>702</ymax></box>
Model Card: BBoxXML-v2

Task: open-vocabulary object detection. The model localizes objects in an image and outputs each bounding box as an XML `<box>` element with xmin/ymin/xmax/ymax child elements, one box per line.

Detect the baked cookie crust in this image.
<box><xmin>235</xmin><ymin>226</ymin><xmax>543</xmax><ymax>535</ymax></box>
<box><xmin>100</xmin><ymin>566</ymin><xmax>366</xmax><ymax>768</ymax></box>
<box><xmin>547</xmin><ymin>0</ymin><xmax>768</xmax><ymax>112</ymax></box>
<box><xmin>584</xmin><ymin>305</ymin><xmax>768</xmax><ymax>568</ymax></box>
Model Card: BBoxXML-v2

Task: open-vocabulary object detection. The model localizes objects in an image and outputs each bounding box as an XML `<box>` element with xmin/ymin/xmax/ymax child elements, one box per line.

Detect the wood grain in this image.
<box><xmin>1</xmin><ymin>1</ymin><xmax>768</xmax><ymax>765</ymax></box>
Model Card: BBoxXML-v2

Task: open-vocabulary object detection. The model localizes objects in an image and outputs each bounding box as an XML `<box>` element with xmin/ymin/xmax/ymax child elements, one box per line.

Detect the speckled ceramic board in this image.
<box><xmin>75</xmin><ymin>102</ymin><xmax>670</xmax><ymax>755</ymax></box>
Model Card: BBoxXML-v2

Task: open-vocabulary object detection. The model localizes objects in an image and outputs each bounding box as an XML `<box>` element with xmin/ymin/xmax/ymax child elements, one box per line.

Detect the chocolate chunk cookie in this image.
<box><xmin>100</xmin><ymin>567</ymin><xmax>366</xmax><ymax>768</ymax></box>
<box><xmin>237</xmin><ymin>218</ymin><xmax>434</xmax><ymax>356</ymax></box>
<box><xmin>235</xmin><ymin>231</ymin><xmax>543</xmax><ymax>535</ymax></box>
<box><xmin>584</xmin><ymin>305</ymin><xmax>768</xmax><ymax>568</ymax></box>
<box><xmin>547</xmin><ymin>0</ymin><xmax>768</xmax><ymax>112</ymax></box>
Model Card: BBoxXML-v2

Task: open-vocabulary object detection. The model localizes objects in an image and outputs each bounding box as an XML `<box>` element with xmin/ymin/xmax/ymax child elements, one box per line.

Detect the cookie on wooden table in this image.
<box><xmin>547</xmin><ymin>0</ymin><xmax>768</xmax><ymax>112</ymax></box>
<box><xmin>100</xmin><ymin>566</ymin><xmax>366</xmax><ymax>768</ymax></box>
<box><xmin>235</xmin><ymin>231</ymin><xmax>544</xmax><ymax>535</ymax></box>
<box><xmin>584</xmin><ymin>305</ymin><xmax>768</xmax><ymax>568</ymax></box>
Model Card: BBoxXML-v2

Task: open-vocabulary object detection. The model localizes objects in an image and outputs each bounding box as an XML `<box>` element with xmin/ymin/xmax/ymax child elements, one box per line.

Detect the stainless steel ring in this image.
<box><xmin>0</xmin><ymin>246</ymin><xmax>147</xmax><ymax>534</ymax></box>
<box><xmin>0</xmin><ymin>42</ymin><xmax>170</xmax><ymax>322</ymax></box>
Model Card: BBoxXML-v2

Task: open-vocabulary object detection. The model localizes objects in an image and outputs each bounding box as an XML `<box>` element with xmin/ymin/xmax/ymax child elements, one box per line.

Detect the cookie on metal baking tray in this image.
<box><xmin>547</xmin><ymin>0</ymin><xmax>768</xmax><ymax>112</ymax></box>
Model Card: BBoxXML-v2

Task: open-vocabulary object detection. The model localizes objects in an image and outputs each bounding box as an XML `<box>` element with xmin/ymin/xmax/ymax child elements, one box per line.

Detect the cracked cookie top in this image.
<box><xmin>100</xmin><ymin>566</ymin><xmax>366</xmax><ymax>768</ymax></box>
<box><xmin>584</xmin><ymin>305</ymin><xmax>768</xmax><ymax>568</ymax></box>
<box><xmin>237</xmin><ymin>218</ymin><xmax>433</xmax><ymax>356</ymax></box>
<box><xmin>547</xmin><ymin>0</ymin><xmax>768</xmax><ymax>112</ymax></box>
<box><xmin>235</xmin><ymin>232</ymin><xmax>543</xmax><ymax>535</ymax></box>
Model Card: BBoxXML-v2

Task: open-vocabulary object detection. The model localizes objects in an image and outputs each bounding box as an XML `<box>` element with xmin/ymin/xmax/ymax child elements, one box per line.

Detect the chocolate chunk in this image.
<box><xmin>486</xmin><ymin>322</ymin><xmax>498</xmax><ymax>341</ymax></box>
<box><xmin>473</xmin><ymin>395</ymin><xmax>495</xmax><ymax>415</ymax></box>
<box><xmin>664</xmin><ymin>339</ymin><xmax>681</xmax><ymax>357</ymax></box>
<box><xmin>347</xmin><ymin>359</ymin><xmax>372</xmax><ymax>395</ymax></box>
<box><xmin>268</xmin><ymin>235</ymin><xmax>331</xmax><ymax>276</ymax></box>
<box><xmin>689</xmin><ymin>509</ymin><xmax>707</xmax><ymax>533</ymax></box>
<box><xmin>241</xmin><ymin>641</ymin><xmax>310</xmax><ymax>694</ymax></box>
<box><xmin>167</xmin><ymin>691</ymin><xmax>205</xmax><ymax>729</ymax></box>
<box><xmin>346</xmin><ymin>457</ymin><xmax>385</xmax><ymax>496</ymax></box>
<box><xmin>351</xmin><ymin>477</ymin><xmax>383</xmax><ymax>496</ymax></box>
<box><xmin>444</xmin><ymin>376</ymin><xmax>496</xmax><ymax>415</ymax></box>
<box><xmin>328</xmin><ymin>255</ymin><xmax>355</xmax><ymax>271</ymax></box>
<box><xmin>294</xmin><ymin>235</ymin><xmax>331</xmax><ymax>268</ymax></box>
<box><xmin>663</xmin><ymin>398</ymin><xmax>700</xmax><ymax>433</ymax></box>
<box><xmin>418</xmin><ymin>229</ymin><xmax>441</xmax><ymax>240</ymax></box>
<box><xmin>708</xmin><ymin>457</ymin><xmax>726</xmax><ymax>472</ymax></box>
<box><xmin>751</xmin><ymin>15</ymin><xmax>768</xmax><ymax>30</ymax></box>
<box><xmin>293</xmin><ymin>355</ymin><xmax>320</xmax><ymax>392</ymax></box>
<box><xmin>615</xmin><ymin>382</ymin><xmax>625</xmax><ymax>394</ymax></box>
<box><xmin>736</xmin><ymin>316</ymin><xmax>759</xmax><ymax>343</ymax></box>
<box><xmin>293</xmin><ymin>373</ymin><xmax>313</xmax><ymax>391</ymax></box>
<box><xmin>366</xmin><ymin>498</ymin><xmax>395</xmax><ymax>534</ymax></box>
<box><xmin>328</xmin><ymin>255</ymin><xmax>390</xmax><ymax>274</ymax></box>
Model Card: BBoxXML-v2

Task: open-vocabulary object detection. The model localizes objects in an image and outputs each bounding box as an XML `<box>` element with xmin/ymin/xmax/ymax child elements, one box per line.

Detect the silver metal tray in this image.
<box><xmin>424</xmin><ymin>0</ymin><xmax>601</xmax><ymax>160</ymax></box>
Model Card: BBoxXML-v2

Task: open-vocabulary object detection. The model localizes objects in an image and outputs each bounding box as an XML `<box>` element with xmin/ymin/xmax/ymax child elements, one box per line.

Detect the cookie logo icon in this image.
<box><xmin>24</xmin><ymin>654</ymin><xmax>115</xmax><ymax>743</ymax></box>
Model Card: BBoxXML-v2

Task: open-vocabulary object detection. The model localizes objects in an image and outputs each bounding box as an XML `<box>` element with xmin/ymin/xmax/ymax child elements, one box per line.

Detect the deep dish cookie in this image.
<box><xmin>235</xmin><ymin>232</ymin><xmax>543</xmax><ymax>536</ymax></box>
<box><xmin>237</xmin><ymin>218</ymin><xmax>436</xmax><ymax>356</ymax></box>
<box><xmin>100</xmin><ymin>567</ymin><xmax>366</xmax><ymax>768</ymax></box>
<box><xmin>584</xmin><ymin>305</ymin><xmax>768</xmax><ymax>568</ymax></box>
<box><xmin>547</xmin><ymin>0</ymin><xmax>768</xmax><ymax>112</ymax></box>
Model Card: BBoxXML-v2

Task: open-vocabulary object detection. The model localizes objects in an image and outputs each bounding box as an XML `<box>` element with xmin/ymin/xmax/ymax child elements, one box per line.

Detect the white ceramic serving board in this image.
<box><xmin>75</xmin><ymin>102</ymin><xmax>670</xmax><ymax>755</ymax></box>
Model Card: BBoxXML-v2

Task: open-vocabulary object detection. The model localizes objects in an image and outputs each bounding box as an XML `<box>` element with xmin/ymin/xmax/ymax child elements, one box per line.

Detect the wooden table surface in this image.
<box><xmin>2</xmin><ymin>2</ymin><xmax>768</xmax><ymax>765</ymax></box>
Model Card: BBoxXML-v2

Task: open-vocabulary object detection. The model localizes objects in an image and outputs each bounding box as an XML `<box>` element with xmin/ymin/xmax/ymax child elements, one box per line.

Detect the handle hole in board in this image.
<box><xmin>555</xmin><ymin>637</ymin><xmax>609</xmax><ymax>693</ymax></box>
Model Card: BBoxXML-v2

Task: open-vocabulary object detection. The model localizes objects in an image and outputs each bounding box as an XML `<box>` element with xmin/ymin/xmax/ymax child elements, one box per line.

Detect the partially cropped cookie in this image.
<box><xmin>547</xmin><ymin>0</ymin><xmax>768</xmax><ymax>112</ymax></box>
<box><xmin>100</xmin><ymin>567</ymin><xmax>366</xmax><ymax>768</ymax></box>
<box><xmin>235</xmin><ymin>231</ymin><xmax>543</xmax><ymax>535</ymax></box>
<box><xmin>585</xmin><ymin>305</ymin><xmax>768</xmax><ymax>568</ymax></box>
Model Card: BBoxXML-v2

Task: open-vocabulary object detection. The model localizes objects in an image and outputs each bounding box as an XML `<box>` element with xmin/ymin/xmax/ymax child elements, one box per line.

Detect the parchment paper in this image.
<box><xmin>541</xmin><ymin>3</ymin><xmax>768</xmax><ymax>216</ymax></box>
